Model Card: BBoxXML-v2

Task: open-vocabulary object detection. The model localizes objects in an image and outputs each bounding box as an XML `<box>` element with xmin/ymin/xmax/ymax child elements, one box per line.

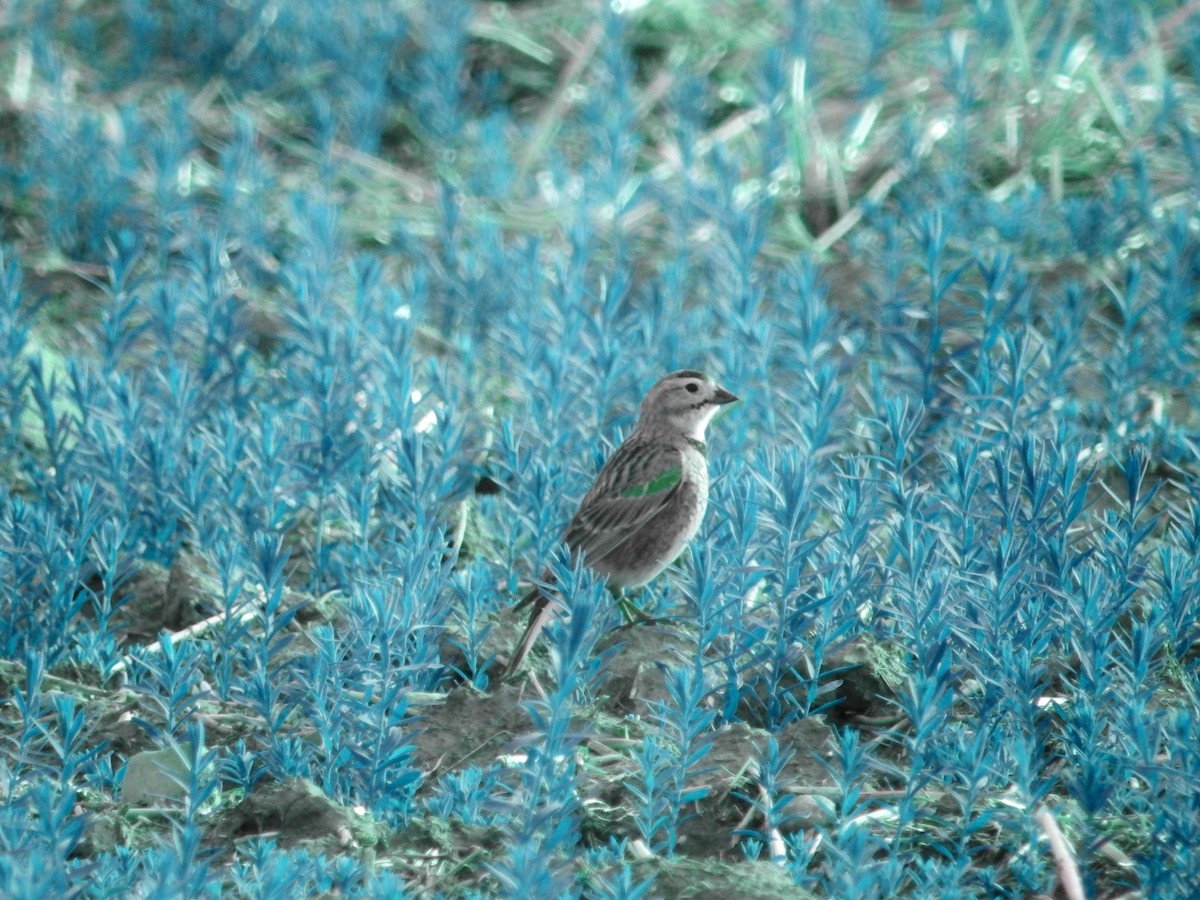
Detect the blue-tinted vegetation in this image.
<box><xmin>0</xmin><ymin>0</ymin><xmax>1199</xmax><ymax>895</ymax></box>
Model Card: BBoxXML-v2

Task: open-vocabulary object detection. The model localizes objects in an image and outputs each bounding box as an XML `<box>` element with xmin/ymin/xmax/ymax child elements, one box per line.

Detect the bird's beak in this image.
<box><xmin>712</xmin><ymin>387</ymin><xmax>738</xmax><ymax>405</ymax></box>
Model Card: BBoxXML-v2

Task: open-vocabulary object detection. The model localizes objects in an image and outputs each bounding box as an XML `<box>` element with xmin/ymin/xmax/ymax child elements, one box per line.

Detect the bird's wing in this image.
<box><xmin>562</xmin><ymin>440</ymin><xmax>684</xmax><ymax>564</ymax></box>
<box><xmin>505</xmin><ymin>441</ymin><xmax>684</xmax><ymax>678</ymax></box>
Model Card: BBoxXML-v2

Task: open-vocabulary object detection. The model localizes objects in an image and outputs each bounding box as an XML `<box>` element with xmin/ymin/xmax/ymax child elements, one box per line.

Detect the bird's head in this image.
<box><xmin>637</xmin><ymin>370</ymin><xmax>738</xmax><ymax>441</ymax></box>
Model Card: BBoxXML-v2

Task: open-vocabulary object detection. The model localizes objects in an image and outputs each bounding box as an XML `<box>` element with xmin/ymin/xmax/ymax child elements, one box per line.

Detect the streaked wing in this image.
<box><xmin>563</xmin><ymin>440</ymin><xmax>683</xmax><ymax>565</ymax></box>
<box><xmin>506</xmin><ymin>440</ymin><xmax>683</xmax><ymax>678</ymax></box>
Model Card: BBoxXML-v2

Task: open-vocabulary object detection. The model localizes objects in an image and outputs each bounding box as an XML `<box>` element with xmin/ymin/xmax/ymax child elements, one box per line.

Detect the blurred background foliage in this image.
<box><xmin>1</xmin><ymin>0</ymin><xmax>1200</xmax><ymax>896</ymax></box>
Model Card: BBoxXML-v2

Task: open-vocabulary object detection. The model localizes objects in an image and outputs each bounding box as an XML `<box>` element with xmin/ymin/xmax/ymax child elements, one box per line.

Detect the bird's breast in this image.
<box><xmin>671</xmin><ymin>450</ymin><xmax>710</xmax><ymax>541</ymax></box>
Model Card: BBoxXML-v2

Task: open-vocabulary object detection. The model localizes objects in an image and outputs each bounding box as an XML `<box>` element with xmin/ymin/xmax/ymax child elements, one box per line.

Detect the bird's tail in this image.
<box><xmin>506</xmin><ymin>584</ymin><xmax>558</xmax><ymax>678</ymax></box>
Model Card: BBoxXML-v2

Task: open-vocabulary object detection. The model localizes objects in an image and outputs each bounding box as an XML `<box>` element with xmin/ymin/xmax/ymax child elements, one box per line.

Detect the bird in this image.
<box><xmin>507</xmin><ymin>369</ymin><xmax>738</xmax><ymax>676</ymax></box>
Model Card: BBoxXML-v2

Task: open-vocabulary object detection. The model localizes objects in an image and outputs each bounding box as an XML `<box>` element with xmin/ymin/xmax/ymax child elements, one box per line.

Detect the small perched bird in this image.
<box><xmin>508</xmin><ymin>370</ymin><xmax>738</xmax><ymax>676</ymax></box>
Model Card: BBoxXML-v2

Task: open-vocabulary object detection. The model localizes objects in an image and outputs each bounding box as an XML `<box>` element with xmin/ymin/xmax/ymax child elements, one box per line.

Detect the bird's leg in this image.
<box><xmin>613</xmin><ymin>589</ymin><xmax>670</xmax><ymax>627</ymax></box>
<box><xmin>614</xmin><ymin>590</ymin><xmax>642</xmax><ymax>624</ymax></box>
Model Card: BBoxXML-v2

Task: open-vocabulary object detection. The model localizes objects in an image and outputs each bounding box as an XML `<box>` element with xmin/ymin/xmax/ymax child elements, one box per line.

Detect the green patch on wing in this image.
<box><xmin>620</xmin><ymin>464</ymin><xmax>681</xmax><ymax>498</ymax></box>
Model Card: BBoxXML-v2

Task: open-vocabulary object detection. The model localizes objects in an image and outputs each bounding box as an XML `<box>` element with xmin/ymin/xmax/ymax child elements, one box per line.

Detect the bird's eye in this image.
<box><xmin>685</xmin><ymin>382</ymin><xmax>699</xmax><ymax>393</ymax></box>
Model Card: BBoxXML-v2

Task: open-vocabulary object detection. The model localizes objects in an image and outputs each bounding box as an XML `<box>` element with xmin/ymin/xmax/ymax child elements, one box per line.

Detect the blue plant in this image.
<box><xmin>1</xmin><ymin>0</ymin><xmax>1199</xmax><ymax>894</ymax></box>
<box><xmin>733</xmin><ymin>736</ymin><xmax>796</xmax><ymax>864</ymax></box>
<box><xmin>628</xmin><ymin>658</ymin><xmax>716</xmax><ymax>855</ymax></box>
